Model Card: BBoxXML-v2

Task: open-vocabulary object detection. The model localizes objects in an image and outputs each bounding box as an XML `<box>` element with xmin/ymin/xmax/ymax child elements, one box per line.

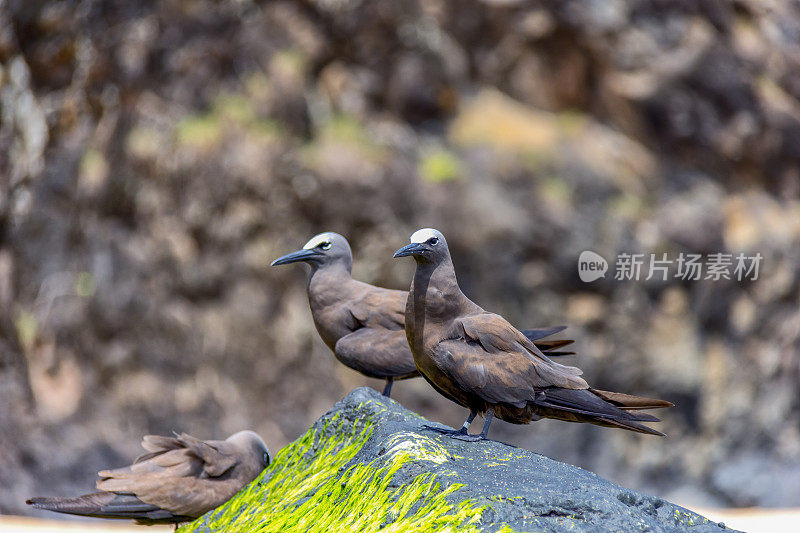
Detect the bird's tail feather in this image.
<box><xmin>595</xmin><ymin>417</ymin><xmax>666</xmax><ymax>436</ymax></box>
<box><xmin>590</xmin><ymin>388</ymin><xmax>674</xmax><ymax>410</ymax></box>
<box><xmin>27</xmin><ymin>493</ymin><xmax>185</xmax><ymax>524</ymax></box>
<box><xmin>521</xmin><ymin>326</ymin><xmax>567</xmax><ymax>340</ymax></box>
<box><xmin>534</xmin><ymin>387</ymin><xmax>670</xmax><ymax>436</ymax></box>
<box><xmin>534</xmin><ymin>339</ymin><xmax>575</xmax><ymax>355</ymax></box>
<box><xmin>27</xmin><ymin>493</ymin><xmax>118</xmax><ymax>516</ymax></box>
<box><xmin>521</xmin><ymin>327</ymin><xmax>575</xmax><ymax>356</ymax></box>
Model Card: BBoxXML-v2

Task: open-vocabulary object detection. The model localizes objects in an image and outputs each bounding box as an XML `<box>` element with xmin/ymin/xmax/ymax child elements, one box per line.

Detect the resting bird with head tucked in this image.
<box><xmin>272</xmin><ymin>232</ymin><xmax>574</xmax><ymax>397</ymax></box>
<box><xmin>394</xmin><ymin>228</ymin><xmax>673</xmax><ymax>441</ymax></box>
<box><xmin>27</xmin><ymin>430</ymin><xmax>270</xmax><ymax>526</ymax></box>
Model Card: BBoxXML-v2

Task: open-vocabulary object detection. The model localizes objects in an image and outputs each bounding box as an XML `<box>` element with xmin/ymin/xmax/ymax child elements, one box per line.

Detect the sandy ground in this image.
<box><xmin>0</xmin><ymin>516</ymin><xmax>172</xmax><ymax>532</ymax></box>
<box><xmin>690</xmin><ymin>507</ymin><xmax>800</xmax><ymax>533</ymax></box>
<box><xmin>2</xmin><ymin>508</ymin><xmax>800</xmax><ymax>532</ymax></box>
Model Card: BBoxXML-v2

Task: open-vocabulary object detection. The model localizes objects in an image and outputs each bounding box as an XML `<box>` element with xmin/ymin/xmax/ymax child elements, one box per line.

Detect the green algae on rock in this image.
<box><xmin>180</xmin><ymin>388</ymin><xmax>734</xmax><ymax>533</ymax></box>
<box><xmin>180</xmin><ymin>397</ymin><xmax>485</xmax><ymax>532</ymax></box>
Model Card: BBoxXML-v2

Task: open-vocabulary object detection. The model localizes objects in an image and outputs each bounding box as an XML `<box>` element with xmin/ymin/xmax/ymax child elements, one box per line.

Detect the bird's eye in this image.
<box><xmin>428</xmin><ymin>238</ymin><xmax>439</xmax><ymax>245</ymax></box>
<box><xmin>263</xmin><ymin>452</ymin><xmax>269</xmax><ymax>464</ymax></box>
<box><xmin>319</xmin><ymin>242</ymin><xmax>332</xmax><ymax>250</ymax></box>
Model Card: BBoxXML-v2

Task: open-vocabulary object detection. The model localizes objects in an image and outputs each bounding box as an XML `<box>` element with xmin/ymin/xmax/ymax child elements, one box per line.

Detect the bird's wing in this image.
<box><xmin>171</xmin><ymin>434</ymin><xmax>240</xmax><ymax>477</ymax></box>
<box><xmin>334</xmin><ymin>326</ymin><xmax>418</xmax><ymax>378</ymax></box>
<box><xmin>432</xmin><ymin>313</ymin><xmax>587</xmax><ymax>406</ymax></box>
<box><xmin>96</xmin><ymin>434</ymin><xmax>241</xmax><ymax>517</ymax></box>
<box><xmin>460</xmin><ymin>313</ymin><xmax>585</xmax><ymax>382</ymax></box>
<box><xmin>433</xmin><ymin>340</ymin><xmax>534</xmax><ymax>407</ymax></box>
<box><xmin>349</xmin><ymin>284</ymin><xmax>407</xmax><ymax>330</ymax></box>
<box><xmin>129</xmin><ymin>434</ymin><xmax>238</xmax><ymax>477</ymax></box>
<box><xmin>99</xmin><ymin>475</ymin><xmax>232</xmax><ymax>518</ymax></box>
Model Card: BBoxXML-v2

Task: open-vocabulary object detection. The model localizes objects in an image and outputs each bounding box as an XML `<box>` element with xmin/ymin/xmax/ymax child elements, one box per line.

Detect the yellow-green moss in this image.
<box><xmin>175</xmin><ymin>92</ymin><xmax>281</xmax><ymax>150</ymax></box>
<box><xmin>300</xmin><ymin>113</ymin><xmax>387</xmax><ymax>176</ymax></box>
<box><xmin>180</xmin><ymin>415</ymin><xmax>488</xmax><ymax>532</ymax></box>
<box><xmin>672</xmin><ymin>508</ymin><xmax>712</xmax><ymax>527</ymax></box>
<box><xmin>175</xmin><ymin>114</ymin><xmax>224</xmax><ymax>149</ymax></box>
<box><xmin>13</xmin><ymin>309</ymin><xmax>37</xmax><ymax>351</ymax></box>
<box><xmin>418</xmin><ymin>148</ymin><xmax>461</xmax><ymax>183</ymax></box>
<box><xmin>319</xmin><ymin>114</ymin><xmax>369</xmax><ymax>145</ymax></box>
<box><xmin>75</xmin><ymin>272</ymin><xmax>96</xmax><ymax>298</ymax></box>
<box><xmin>608</xmin><ymin>193</ymin><xmax>646</xmax><ymax>220</ymax></box>
<box><xmin>538</xmin><ymin>176</ymin><xmax>571</xmax><ymax>205</ymax></box>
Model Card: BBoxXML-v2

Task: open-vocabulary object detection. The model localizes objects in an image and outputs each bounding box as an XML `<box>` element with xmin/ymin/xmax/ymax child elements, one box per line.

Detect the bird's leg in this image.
<box><xmin>422</xmin><ymin>410</ymin><xmax>486</xmax><ymax>441</ymax></box>
<box><xmin>457</xmin><ymin>410</ymin><xmax>477</xmax><ymax>434</ymax></box>
<box><xmin>478</xmin><ymin>409</ymin><xmax>494</xmax><ymax>439</ymax></box>
<box><xmin>382</xmin><ymin>377</ymin><xmax>394</xmax><ymax>397</ymax></box>
<box><xmin>447</xmin><ymin>409</ymin><xmax>491</xmax><ymax>441</ymax></box>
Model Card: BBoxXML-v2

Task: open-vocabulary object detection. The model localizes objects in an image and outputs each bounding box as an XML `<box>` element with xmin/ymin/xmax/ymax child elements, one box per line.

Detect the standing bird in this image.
<box><xmin>394</xmin><ymin>228</ymin><xmax>673</xmax><ymax>441</ymax></box>
<box><xmin>271</xmin><ymin>232</ymin><xmax>575</xmax><ymax>397</ymax></box>
<box><xmin>27</xmin><ymin>430</ymin><xmax>270</xmax><ymax>526</ymax></box>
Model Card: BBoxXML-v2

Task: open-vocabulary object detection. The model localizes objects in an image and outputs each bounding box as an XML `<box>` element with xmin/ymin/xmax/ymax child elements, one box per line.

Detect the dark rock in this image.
<box><xmin>186</xmin><ymin>388</ymin><xmax>735</xmax><ymax>533</ymax></box>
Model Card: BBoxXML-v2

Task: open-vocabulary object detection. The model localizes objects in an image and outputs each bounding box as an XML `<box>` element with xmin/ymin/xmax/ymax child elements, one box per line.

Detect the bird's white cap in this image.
<box><xmin>303</xmin><ymin>232</ymin><xmax>336</xmax><ymax>250</ymax></box>
<box><xmin>410</xmin><ymin>228</ymin><xmax>441</xmax><ymax>244</ymax></box>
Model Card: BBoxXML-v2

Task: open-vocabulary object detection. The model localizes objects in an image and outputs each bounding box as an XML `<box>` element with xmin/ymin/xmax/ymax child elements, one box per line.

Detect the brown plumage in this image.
<box><xmin>27</xmin><ymin>430</ymin><xmax>270</xmax><ymax>525</ymax></box>
<box><xmin>394</xmin><ymin>228</ymin><xmax>673</xmax><ymax>440</ymax></box>
<box><xmin>272</xmin><ymin>232</ymin><xmax>574</xmax><ymax>397</ymax></box>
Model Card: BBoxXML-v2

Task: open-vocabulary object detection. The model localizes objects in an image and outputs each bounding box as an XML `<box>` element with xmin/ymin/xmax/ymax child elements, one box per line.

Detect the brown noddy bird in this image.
<box><xmin>27</xmin><ymin>430</ymin><xmax>270</xmax><ymax>526</ymax></box>
<box><xmin>394</xmin><ymin>228</ymin><xmax>673</xmax><ymax>441</ymax></box>
<box><xmin>271</xmin><ymin>232</ymin><xmax>575</xmax><ymax>397</ymax></box>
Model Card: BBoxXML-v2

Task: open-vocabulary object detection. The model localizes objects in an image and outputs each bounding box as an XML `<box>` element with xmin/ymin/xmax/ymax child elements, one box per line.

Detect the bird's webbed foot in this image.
<box><xmin>445</xmin><ymin>431</ymin><xmax>486</xmax><ymax>442</ymax></box>
<box><xmin>420</xmin><ymin>424</ymin><xmax>486</xmax><ymax>441</ymax></box>
<box><xmin>421</xmin><ymin>410</ymin><xmax>489</xmax><ymax>441</ymax></box>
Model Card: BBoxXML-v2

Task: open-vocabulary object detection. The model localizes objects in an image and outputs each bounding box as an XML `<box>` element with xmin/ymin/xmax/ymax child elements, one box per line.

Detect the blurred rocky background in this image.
<box><xmin>1</xmin><ymin>0</ymin><xmax>799</xmax><ymax>517</ymax></box>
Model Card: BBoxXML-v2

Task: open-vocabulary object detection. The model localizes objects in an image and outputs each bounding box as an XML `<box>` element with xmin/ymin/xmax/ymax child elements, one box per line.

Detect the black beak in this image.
<box><xmin>393</xmin><ymin>243</ymin><xmax>427</xmax><ymax>258</ymax></box>
<box><xmin>271</xmin><ymin>249</ymin><xmax>321</xmax><ymax>266</ymax></box>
